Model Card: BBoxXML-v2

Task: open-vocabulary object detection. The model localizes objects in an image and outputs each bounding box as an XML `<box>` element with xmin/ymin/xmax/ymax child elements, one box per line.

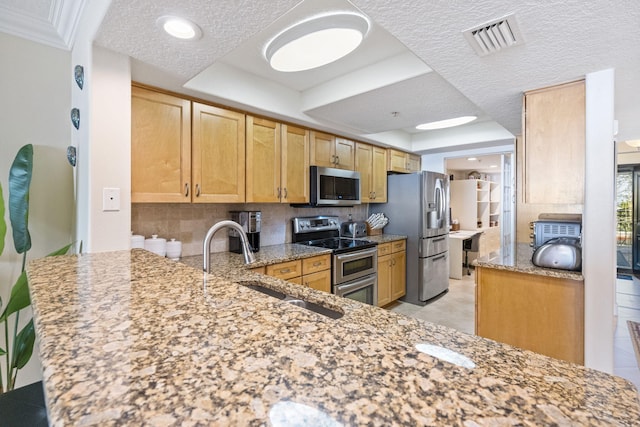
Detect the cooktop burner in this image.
<box><xmin>297</xmin><ymin>237</ymin><xmax>377</xmax><ymax>253</ymax></box>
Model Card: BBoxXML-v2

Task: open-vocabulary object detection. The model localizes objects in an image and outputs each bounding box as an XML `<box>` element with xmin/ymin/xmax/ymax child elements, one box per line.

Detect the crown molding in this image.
<box><xmin>0</xmin><ymin>0</ymin><xmax>87</xmax><ymax>50</ymax></box>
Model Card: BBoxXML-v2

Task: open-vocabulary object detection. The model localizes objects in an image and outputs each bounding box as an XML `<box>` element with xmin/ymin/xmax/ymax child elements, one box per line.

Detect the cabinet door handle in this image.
<box><xmin>372</xmin><ymin>191</ymin><xmax>376</xmax><ymax>199</ymax></box>
<box><xmin>335</xmin><ymin>155</ymin><xmax>340</xmax><ymax>165</ymax></box>
<box><xmin>277</xmin><ymin>187</ymin><xmax>281</xmax><ymax>198</ymax></box>
<box><xmin>283</xmin><ymin>188</ymin><xmax>288</xmax><ymax>199</ymax></box>
<box><xmin>184</xmin><ymin>183</ymin><xmax>190</xmax><ymax>197</ymax></box>
<box><xmin>280</xmin><ymin>268</ymin><xmax>291</xmax><ymax>274</ymax></box>
<box><xmin>195</xmin><ymin>184</ymin><xmax>201</xmax><ymax>197</ymax></box>
<box><xmin>313</xmin><ymin>261</ymin><xmax>322</xmax><ymax>266</ymax></box>
<box><xmin>331</xmin><ymin>155</ymin><xmax>336</xmax><ymax>164</ymax></box>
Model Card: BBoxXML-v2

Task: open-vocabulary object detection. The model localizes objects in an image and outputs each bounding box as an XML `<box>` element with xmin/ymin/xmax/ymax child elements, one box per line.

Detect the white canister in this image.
<box><xmin>131</xmin><ymin>233</ymin><xmax>145</xmax><ymax>249</ymax></box>
<box><xmin>166</xmin><ymin>238</ymin><xmax>182</xmax><ymax>260</ymax></box>
<box><xmin>144</xmin><ymin>234</ymin><xmax>166</xmax><ymax>256</ymax></box>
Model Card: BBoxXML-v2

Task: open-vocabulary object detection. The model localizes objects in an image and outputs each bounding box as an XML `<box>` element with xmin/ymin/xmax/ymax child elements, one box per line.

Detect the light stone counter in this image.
<box><xmin>475</xmin><ymin>242</ymin><xmax>584</xmax><ymax>281</ymax></box>
<box><xmin>27</xmin><ymin>249</ymin><xmax>638</xmax><ymax>425</ymax></box>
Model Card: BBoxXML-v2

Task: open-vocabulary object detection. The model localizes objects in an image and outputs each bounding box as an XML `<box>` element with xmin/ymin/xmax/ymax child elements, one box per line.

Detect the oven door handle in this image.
<box><xmin>335</xmin><ymin>247</ymin><xmax>378</xmax><ymax>262</ymax></box>
<box><xmin>336</xmin><ymin>275</ymin><xmax>376</xmax><ymax>294</ymax></box>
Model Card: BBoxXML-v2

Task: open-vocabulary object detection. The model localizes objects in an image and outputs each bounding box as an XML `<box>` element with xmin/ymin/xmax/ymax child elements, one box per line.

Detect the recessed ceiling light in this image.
<box><xmin>416</xmin><ymin>116</ymin><xmax>477</xmax><ymax>130</ymax></box>
<box><xmin>490</xmin><ymin>164</ymin><xmax>498</xmax><ymax>168</ymax></box>
<box><xmin>467</xmin><ymin>157</ymin><xmax>477</xmax><ymax>161</ymax></box>
<box><xmin>157</xmin><ymin>16</ymin><xmax>202</xmax><ymax>40</ymax></box>
<box><xmin>265</xmin><ymin>13</ymin><xmax>369</xmax><ymax>72</ymax></box>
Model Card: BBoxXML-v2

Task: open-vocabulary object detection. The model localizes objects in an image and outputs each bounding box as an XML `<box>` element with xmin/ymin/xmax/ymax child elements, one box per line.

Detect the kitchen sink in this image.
<box><xmin>239</xmin><ymin>281</ymin><xmax>343</xmax><ymax>319</ymax></box>
<box><xmin>242</xmin><ymin>282</ymin><xmax>287</xmax><ymax>300</ymax></box>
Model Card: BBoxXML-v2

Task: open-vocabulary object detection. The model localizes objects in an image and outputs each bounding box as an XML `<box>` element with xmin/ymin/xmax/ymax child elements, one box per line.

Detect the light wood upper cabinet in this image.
<box><xmin>523</xmin><ymin>80</ymin><xmax>585</xmax><ymax>204</ymax></box>
<box><xmin>387</xmin><ymin>149</ymin><xmax>421</xmax><ymax>173</ymax></box>
<box><xmin>355</xmin><ymin>143</ymin><xmax>373</xmax><ymax>202</ymax></box>
<box><xmin>408</xmin><ymin>154</ymin><xmax>421</xmax><ymax>172</ymax></box>
<box><xmin>131</xmin><ymin>86</ymin><xmax>191</xmax><ymax>203</ymax></box>
<box><xmin>246</xmin><ymin>119</ymin><xmax>309</xmax><ymax>203</ymax></box>
<box><xmin>246</xmin><ymin>116</ymin><xmax>281</xmax><ymax>203</ymax></box>
<box><xmin>310</xmin><ymin>131</ymin><xmax>355</xmax><ymax>170</ymax></box>
<box><xmin>372</xmin><ymin>146</ymin><xmax>388</xmax><ymax>202</ymax></box>
<box><xmin>355</xmin><ymin>143</ymin><xmax>387</xmax><ymax>203</ymax></box>
<box><xmin>310</xmin><ymin>131</ymin><xmax>335</xmax><ymax>167</ymax></box>
<box><xmin>334</xmin><ymin>137</ymin><xmax>355</xmax><ymax>170</ymax></box>
<box><xmin>192</xmin><ymin>102</ymin><xmax>246</xmax><ymax>203</ymax></box>
<box><xmin>281</xmin><ymin>125</ymin><xmax>310</xmax><ymax>203</ymax></box>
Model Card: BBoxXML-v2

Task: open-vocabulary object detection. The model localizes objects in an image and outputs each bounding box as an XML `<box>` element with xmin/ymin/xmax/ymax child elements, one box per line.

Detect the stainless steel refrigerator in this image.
<box><xmin>370</xmin><ymin>171</ymin><xmax>449</xmax><ymax>305</ymax></box>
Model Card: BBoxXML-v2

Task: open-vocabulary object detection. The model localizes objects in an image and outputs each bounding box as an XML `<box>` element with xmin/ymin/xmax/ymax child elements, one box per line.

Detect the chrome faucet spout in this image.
<box><xmin>203</xmin><ymin>220</ymin><xmax>256</xmax><ymax>272</ymax></box>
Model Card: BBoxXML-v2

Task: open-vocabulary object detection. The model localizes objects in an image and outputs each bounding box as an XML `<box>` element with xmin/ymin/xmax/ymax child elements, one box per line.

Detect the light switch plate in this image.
<box><xmin>103</xmin><ymin>187</ymin><xmax>120</xmax><ymax>211</ymax></box>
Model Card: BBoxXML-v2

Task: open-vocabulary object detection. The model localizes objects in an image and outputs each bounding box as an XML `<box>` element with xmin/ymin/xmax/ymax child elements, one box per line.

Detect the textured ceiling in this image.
<box><xmin>2</xmin><ymin>0</ymin><xmax>638</xmax><ymax>152</ymax></box>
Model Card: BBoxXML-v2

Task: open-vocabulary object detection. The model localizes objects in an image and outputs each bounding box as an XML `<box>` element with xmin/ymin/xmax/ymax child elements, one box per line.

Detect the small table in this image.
<box><xmin>449</xmin><ymin>230</ymin><xmax>483</xmax><ymax>279</ymax></box>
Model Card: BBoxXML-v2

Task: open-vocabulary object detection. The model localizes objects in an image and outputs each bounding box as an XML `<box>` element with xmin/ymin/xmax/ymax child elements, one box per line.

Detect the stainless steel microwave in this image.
<box><xmin>307</xmin><ymin>166</ymin><xmax>361</xmax><ymax>206</ymax></box>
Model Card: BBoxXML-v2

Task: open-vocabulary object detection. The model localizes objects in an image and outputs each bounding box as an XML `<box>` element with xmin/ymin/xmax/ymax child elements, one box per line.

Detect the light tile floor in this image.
<box><xmin>388</xmin><ymin>271</ymin><xmax>640</xmax><ymax>390</ymax></box>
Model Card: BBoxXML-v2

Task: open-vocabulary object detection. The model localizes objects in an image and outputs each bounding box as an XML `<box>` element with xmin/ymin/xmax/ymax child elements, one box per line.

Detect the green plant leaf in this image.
<box><xmin>0</xmin><ymin>182</ymin><xmax>6</xmax><ymax>255</ymax></box>
<box><xmin>47</xmin><ymin>242</ymin><xmax>73</xmax><ymax>257</ymax></box>
<box><xmin>11</xmin><ymin>319</ymin><xmax>35</xmax><ymax>370</ymax></box>
<box><xmin>0</xmin><ymin>271</ymin><xmax>30</xmax><ymax>321</ymax></box>
<box><xmin>9</xmin><ymin>144</ymin><xmax>33</xmax><ymax>254</ymax></box>
<box><xmin>0</xmin><ymin>347</ymin><xmax>6</xmax><ymax>356</ymax></box>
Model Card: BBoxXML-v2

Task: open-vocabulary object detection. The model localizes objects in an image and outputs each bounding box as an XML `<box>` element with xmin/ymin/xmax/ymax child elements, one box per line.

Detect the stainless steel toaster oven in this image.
<box><xmin>530</xmin><ymin>215</ymin><xmax>582</xmax><ymax>248</ymax></box>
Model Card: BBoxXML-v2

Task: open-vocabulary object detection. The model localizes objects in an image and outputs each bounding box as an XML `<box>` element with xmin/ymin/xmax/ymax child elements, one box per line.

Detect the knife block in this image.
<box><xmin>366</xmin><ymin>223</ymin><xmax>383</xmax><ymax>236</ymax></box>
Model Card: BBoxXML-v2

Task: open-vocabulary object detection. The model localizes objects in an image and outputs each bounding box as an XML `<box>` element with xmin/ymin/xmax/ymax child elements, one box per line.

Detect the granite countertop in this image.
<box><xmin>475</xmin><ymin>242</ymin><xmax>584</xmax><ymax>281</ymax></box>
<box><xmin>26</xmin><ymin>249</ymin><xmax>639</xmax><ymax>425</ymax></box>
<box><xmin>181</xmin><ymin>236</ymin><xmax>407</xmax><ymax>272</ymax></box>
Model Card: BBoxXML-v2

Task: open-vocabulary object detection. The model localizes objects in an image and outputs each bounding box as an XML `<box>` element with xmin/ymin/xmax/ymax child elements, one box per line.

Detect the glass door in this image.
<box><xmin>501</xmin><ymin>153</ymin><xmax>515</xmax><ymax>262</ymax></box>
<box><xmin>616</xmin><ymin>168</ymin><xmax>633</xmax><ymax>271</ymax></box>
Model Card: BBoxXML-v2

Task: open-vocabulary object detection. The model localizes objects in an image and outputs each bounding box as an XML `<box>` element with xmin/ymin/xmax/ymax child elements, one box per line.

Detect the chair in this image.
<box><xmin>463</xmin><ymin>233</ymin><xmax>481</xmax><ymax>275</ymax></box>
<box><xmin>0</xmin><ymin>381</ymin><xmax>48</xmax><ymax>426</ymax></box>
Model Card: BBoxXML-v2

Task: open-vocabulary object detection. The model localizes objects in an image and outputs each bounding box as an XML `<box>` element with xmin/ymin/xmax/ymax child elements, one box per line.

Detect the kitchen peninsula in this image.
<box><xmin>27</xmin><ymin>249</ymin><xmax>638</xmax><ymax>425</ymax></box>
<box><xmin>474</xmin><ymin>244</ymin><xmax>585</xmax><ymax>365</ymax></box>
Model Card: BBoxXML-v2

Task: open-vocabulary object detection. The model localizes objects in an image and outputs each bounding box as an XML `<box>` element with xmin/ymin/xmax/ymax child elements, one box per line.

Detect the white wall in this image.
<box><xmin>0</xmin><ymin>32</ymin><xmax>73</xmax><ymax>388</ymax></box>
<box><xmin>71</xmin><ymin>1</ymin><xmax>118</xmax><ymax>251</ymax></box>
<box><xmin>86</xmin><ymin>47</ymin><xmax>131</xmax><ymax>252</ymax></box>
<box><xmin>583</xmin><ymin>69</ymin><xmax>616</xmax><ymax>372</ymax></box>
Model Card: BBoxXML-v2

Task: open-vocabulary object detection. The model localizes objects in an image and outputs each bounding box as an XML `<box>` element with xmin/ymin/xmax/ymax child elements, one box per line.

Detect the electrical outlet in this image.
<box><xmin>103</xmin><ymin>188</ymin><xmax>120</xmax><ymax>211</ymax></box>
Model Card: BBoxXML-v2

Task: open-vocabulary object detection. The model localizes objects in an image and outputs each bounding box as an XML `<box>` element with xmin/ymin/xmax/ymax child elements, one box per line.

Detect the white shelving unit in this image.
<box><xmin>450</xmin><ymin>179</ymin><xmax>500</xmax><ymax>230</ymax></box>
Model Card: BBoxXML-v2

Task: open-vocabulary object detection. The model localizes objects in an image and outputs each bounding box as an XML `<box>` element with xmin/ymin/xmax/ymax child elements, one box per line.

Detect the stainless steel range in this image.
<box><xmin>292</xmin><ymin>216</ymin><xmax>377</xmax><ymax>305</ymax></box>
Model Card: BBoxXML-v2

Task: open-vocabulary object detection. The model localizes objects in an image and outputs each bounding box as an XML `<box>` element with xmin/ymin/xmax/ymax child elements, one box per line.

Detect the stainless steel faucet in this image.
<box><xmin>203</xmin><ymin>220</ymin><xmax>256</xmax><ymax>272</ymax></box>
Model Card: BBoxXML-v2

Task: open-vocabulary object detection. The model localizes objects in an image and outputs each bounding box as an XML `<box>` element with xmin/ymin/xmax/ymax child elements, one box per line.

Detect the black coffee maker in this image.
<box><xmin>229</xmin><ymin>211</ymin><xmax>261</xmax><ymax>253</ymax></box>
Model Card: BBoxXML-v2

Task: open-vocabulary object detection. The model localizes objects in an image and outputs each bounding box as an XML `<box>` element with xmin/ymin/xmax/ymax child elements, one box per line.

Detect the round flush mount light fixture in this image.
<box><xmin>157</xmin><ymin>16</ymin><xmax>202</xmax><ymax>40</ymax></box>
<box><xmin>265</xmin><ymin>13</ymin><xmax>369</xmax><ymax>72</ymax></box>
<box><xmin>416</xmin><ymin>115</ymin><xmax>477</xmax><ymax>131</ymax></box>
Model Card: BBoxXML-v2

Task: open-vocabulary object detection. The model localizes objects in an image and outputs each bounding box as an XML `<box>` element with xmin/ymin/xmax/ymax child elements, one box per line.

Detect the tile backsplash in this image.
<box><xmin>131</xmin><ymin>203</ymin><xmax>369</xmax><ymax>257</ymax></box>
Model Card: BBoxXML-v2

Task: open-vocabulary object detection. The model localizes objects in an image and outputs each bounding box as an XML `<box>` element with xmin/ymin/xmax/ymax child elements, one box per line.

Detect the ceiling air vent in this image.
<box><xmin>463</xmin><ymin>14</ymin><xmax>523</xmax><ymax>56</ymax></box>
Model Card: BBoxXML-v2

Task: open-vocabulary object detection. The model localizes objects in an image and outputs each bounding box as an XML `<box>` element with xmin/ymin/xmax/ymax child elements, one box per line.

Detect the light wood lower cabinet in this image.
<box><xmin>475</xmin><ymin>266</ymin><xmax>584</xmax><ymax>364</ymax></box>
<box><xmin>263</xmin><ymin>254</ymin><xmax>331</xmax><ymax>293</ymax></box>
<box><xmin>377</xmin><ymin>240</ymin><xmax>407</xmax><ymax>306</ymax></box>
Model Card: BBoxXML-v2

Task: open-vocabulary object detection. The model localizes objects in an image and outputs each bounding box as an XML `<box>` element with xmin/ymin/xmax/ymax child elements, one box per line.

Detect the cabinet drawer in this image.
<box><xmin>391</xmin><ymin>240</ymin><xmax>406</xmax><ymax>253</ymax></box>
<box><xmin>266</xmin><ymin>260</ymin><xmax>302</xmax><ymax>280</ymax></box>
<box><xmin>302</xmin><ymin>254</ymin><xmax>331</xmax><ymax>274</ymax></box>
<box><xmin>303</xmin><ymin>270</ymin><xmax>331</xmax><ymax>293</ymax></box>
<box><xmin>287</xmin><ymin>276</ymin><xmax>303</xmax><ymax>285</ymax></box>
<box><xmin>378</xmin><ymin>242</ymin><xmax>392</xmax><ymax>256</ymax></box>
<box><xmin>250</xmin><ymin>266</ymin><xmax>266</xmax><ymax>274</ymax></box>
